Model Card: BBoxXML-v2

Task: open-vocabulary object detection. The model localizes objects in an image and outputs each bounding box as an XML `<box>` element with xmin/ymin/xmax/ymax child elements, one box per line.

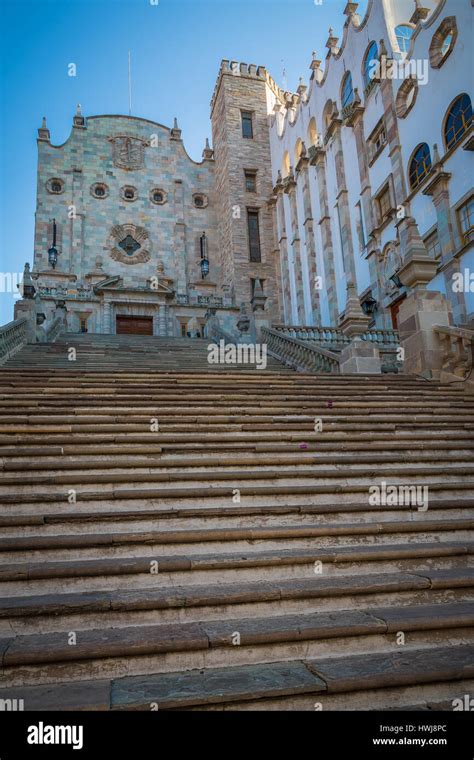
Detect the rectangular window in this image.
<box><xmin>368</xmin><ymin>118</ymin><xmax>387</xmax><ymax>165</ymax></box>
<box><xmin>241</xmin><ymin>111</ymin><xmax>254</xmax><ymax>139</ymax></box>
<box><xmin>424</xmin><ymin>230</ymin><xmax>442</xmax><ymax>260</ymax></box>
<box><xmin>245</xmin><ymin>170</ymin><xmax>257</xmax><ymax>193</ymax></box>
<box><xmin>458</xmin><ymin>196</ymin><xmax>474</xmax><ymax>245</ymax></box>
<box><xmin>247</xmin><ymin>209</ymin><xmax>262</xmax><ymax>262</ymax></box>
<box><xmin>378</xmin><ymin>186</ymin><xmax>392</xmax><ymax>222</ymax></box>
<box><xmin>251</xmin><ymin>278</ymin><xmax>265</xmax><ymax>297</ymax></box>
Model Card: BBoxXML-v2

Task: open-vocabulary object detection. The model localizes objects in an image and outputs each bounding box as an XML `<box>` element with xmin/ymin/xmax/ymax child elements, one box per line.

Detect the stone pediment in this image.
<box><xmin>94</xmin><ymin>276</ymin><xmax>123</xmax><ymax>293</ymax></box>
<box><xmin>93</xmin><ymin>275</ymin><xmax>175</xmax><ymax>298</ymax></box>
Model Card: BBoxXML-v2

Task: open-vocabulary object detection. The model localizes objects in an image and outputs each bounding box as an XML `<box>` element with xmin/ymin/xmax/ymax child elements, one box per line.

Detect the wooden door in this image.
<box><xmin>390</xmin><ymin>296</ymin><xmax>406</xmax><ymax>331</ymax></box>
<box><xmin>116</xmin><ymin>315</ymin><xmax>153</xmax><ymax>335</ymax></box>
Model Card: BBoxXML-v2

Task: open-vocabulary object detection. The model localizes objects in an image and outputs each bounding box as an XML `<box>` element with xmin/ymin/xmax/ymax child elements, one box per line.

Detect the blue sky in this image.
<box><xmin>0</xmin><ymin>0</ymin><xmax>368</xmax><ymax>323</ymax></box>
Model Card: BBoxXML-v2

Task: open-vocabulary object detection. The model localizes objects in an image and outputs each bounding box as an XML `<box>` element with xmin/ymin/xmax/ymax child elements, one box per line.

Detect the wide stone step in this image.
<box><xmin>1</xmin><ymin>603</ymin><xmax>472</xmax><ymax>669</ymax></box>
<box><xmin>1</xmin><ymin>518</ymin><xmax>472</xmax><ymax>552</ymax></box>
<box><xmin>1</xmin><ymin>541</ymin><xmax>471</xmax><ymax>582</ymax></box>
<box><xmin>2</xmin><ymin>498</ymin><xmax>472</xmax><ymax>528</ymax></box>
<box><xmin>0</xmin><ymin>644</ymin><xmax>472</xmax><ymax>711</ymax></box>
<box><xmin>2</xmin><ymin>570</ymin><xmax>473</xmax><ymax>620</ymax></box>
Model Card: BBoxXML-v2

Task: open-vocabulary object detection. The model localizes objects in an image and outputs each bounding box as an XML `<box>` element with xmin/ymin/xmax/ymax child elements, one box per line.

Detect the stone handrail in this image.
<box><xmin>0</xmin><ymin>317</ymin><xmax>28</xmax><ymax>366</ymax></box>
<box><xmin>434</xmin><ymin>325</ymin><xmax>474</xmax><ymax>382</ymax></box>
<box><xmin>262</xmin><ymin>327</ymin><xmax>340</xmax><ymax>374</ymax></box>
<box><xmin>272</xmin><ymin>324</ymin><xmax>350</xmax><ymax>346</ymax></box>
<box><xmin>45</xmin><ymin>316</ymin><xmax>64</xmax><ymax>343</ymax></box>
<box><xmin>206</xmin><ymin>320</ymin><xmax>235</xmax><ymax>345</ymax></box>
<box><xmin>363</xmin><ymin>329</ymin><xmax>400</xmax><ymax>346</ymax></box>
<box><xmin>272</xmin><ymin>324</ymin><xmax>399</xmax><ymax>347</ymax></box>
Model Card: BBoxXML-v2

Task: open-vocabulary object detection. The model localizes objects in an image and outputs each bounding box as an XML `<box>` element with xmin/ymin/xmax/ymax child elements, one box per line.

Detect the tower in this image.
<box><xmin>211</xmin><ymin>61</ymin><xmax>279</xmax><ymax>325</ymax></box>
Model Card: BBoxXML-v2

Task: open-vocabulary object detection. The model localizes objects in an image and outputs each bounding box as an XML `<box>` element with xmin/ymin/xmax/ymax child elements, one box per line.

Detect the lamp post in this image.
<box><xmin>200</xmin><ymin>232</ymin><xmax>209</xmax><ymax>280</ymax></box>
<box><xmin>48</xmin><ymin>219</ymin><xmax>58</xmax><ymax>269</ymax></box>
<box><xmin>361</xmin><ymin>296</ymin><xmax>378</xmax><ymax>316</ymax></box>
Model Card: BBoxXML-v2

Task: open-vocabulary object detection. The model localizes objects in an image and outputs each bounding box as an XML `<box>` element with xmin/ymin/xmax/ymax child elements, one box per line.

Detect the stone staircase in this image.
<box><xmin>3</xmin><ymin>333</ymin><xmax>285</xmax><ymax>372</ymax></box>
<box><xmin>0</xmin><ymin>335</ymin><xmax>473</xmax><ymax>711</ymax></box>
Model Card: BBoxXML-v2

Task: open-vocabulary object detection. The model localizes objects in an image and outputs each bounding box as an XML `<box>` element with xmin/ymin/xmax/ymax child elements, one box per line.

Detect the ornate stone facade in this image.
<box><xmin>268</xmin><ymin>0</ymin><xmax>473</xmax><ymax>331</ymax></box>
<box><xmin>31</xmin><ymin>0</ymin><xmax>473</xmax><ymax>340</ymax></box>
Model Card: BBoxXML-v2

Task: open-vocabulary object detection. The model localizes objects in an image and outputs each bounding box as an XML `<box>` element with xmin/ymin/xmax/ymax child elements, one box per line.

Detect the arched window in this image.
<box><xmin>282</xmin><ymin>151</ymin><xmax>290</xmax><ymax>178</ymax></box>
<box><xmin>363</xmin><ymin>42</ymin><xmax>379</xmax><ymax>88</ymax></box>
<box><xmin>395</xmin><ymin>25</ymin><xmax>414</xmax><ymax>54</ymax></box>
<box><xmin>294</xmin><ymin>138</ymin><xmax>303</xmax><ymax>166</ymax></box>
<box><xmin>307</xmin><ymin>117</ymin><xmax>318</xmax><ymax>147</ymax></box>
<box><xmin>341</xmin><ymin>72</ymin><xmax>354</xmax><ymax>110</ymax></box>
<box><xmin>409</xmin><ymin>143</ymin><xmax>432</xmax><ymax>190</ymax></box>
<box><xmin>444</xmin><ymin>94</ymin><xmax>472</xmax><ymax>151</ymax></box>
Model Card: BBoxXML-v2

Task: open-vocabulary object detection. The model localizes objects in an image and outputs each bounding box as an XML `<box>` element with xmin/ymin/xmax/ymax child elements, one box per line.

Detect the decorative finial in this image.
<box><xmin>202</xmin><ymin>137</ymin><xmax>214</xmax><ymax>160</ymax></box>
<box><xmin>410</xmin><ymin>0</ymin><xmax>430</xmax><ymax>24</ymax></box>
<box><xmin>38</xmin><ymin>116</ymin><xmax>50</xmax><ymax>142</ymax></box>
<box><xmin>73</xmin><ymin>103</ymin><xmax>85</xmax><ymax>128</ymax></box>
<box><xmin>326</xmin><ymin>27</ymin><xmax>339</xmax><ymax>53</ymax></box>
<box><xmin>170</xmin><ymin>117</ymin><xmax>182</xmax><ymax>140</ymax></box>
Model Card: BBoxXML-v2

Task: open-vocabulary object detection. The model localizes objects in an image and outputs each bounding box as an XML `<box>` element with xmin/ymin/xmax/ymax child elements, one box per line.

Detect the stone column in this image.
<box><xmin>397</xmin><ymin>217</ymin><xmax>450</xmax><ymax>379</ymax></box>
<box><xmin>378</xmin><ymin>42</ymin><xmax>408</xmax><ymax>210</ymax></box>
<box><xmin>274</xmin><ymin>174</ymin><xmax>292</xmax><ymax>324</ymax></box>
<box><xmin>423</xmin><ymin>156</ymin><xmax>467</xmax><ymax>324</ymax></box>
<box><xmin>296</xmin><ymin>145</ymin><xmax>321</xmax><ymax>325</ymax></box>
<box><xmin>310</xmin><ymin>147</ymin><xmax>338</xmax><ymax>325</ymax></box>
<box><xmin>159</xmin><ymin>304</ymin><xmax>167</xmax><ymax>336</ymax></box>
<box><xmin>102</xmin><ymin>301</ymin><xmax>112</xmax><ymax>335</ymax></box>
<box><xmin>284</xmin><ymin>171</ymin><xmax>306</xmax><ymax>324</ymax></box>
<box><xmin>332</xmin><ymin>124</ymin><xmax>357</xmax><ymax>286</ymax></box>
<box><xmin>338</xmin><ymin>281</ymin><xmax>381</xmax><ymax>375</ymax></box>
<box><xmin>70</xmin><ymin>169</ymin><xmax>85</xmax><ymax>277</ymax></box>
<box><xmin>267</xmin><ymin>196</ymin><xmax>284</xmax><ymax>323</ymax></box>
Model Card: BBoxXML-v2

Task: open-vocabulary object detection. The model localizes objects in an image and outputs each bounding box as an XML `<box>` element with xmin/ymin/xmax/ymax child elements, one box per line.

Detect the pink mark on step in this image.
<box><xmin>299</xmin><ymin>443</ymin><xmax>309</xmax><ymax>450</ymax></box>
<box><xmin>327</xmin><ymin>400</ymin><xmax>333</xmax><ymax>409</ymax></box>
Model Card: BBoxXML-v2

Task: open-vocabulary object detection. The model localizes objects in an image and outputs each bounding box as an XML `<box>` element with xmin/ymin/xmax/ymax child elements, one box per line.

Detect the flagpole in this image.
<box><xmin>128</xmin><ymin>51</ymin><xmax>132</xmax><ymax>116</ymax></box>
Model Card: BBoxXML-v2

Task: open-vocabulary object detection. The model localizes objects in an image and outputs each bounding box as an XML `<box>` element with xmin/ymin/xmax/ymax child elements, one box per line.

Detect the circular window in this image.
<box><xmin>91</xmin><ymin>182</ymin><xmax>109</xmax><ymax>199</ymax></box>
<box><xmin>46</xmin><ymin>178</ymin><xmax>65</xmax><ymax>194</ymax></box>
<box><xmin>395</xmin><ymin>78</ymin><xmax>418</xmax><ymax>119</ymax></box>
<box><xmin>150</xmin><ymin>188</ymin><xmax>167</xmax><ymax>205</ymax></box>
<box><xmin>121</xmin><ymin>186</ymin><xmax>138</xmax><ymax>202</ymax></box>
<box><xmin>193</xmin><ymin>193</ymin><xmax>208</xmax><ymax>209</ymax></box>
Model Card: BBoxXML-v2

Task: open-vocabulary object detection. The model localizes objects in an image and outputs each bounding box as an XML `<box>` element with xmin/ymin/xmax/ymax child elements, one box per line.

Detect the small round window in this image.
<box><xmin>47</xmin><ymin>178</ymin><xmax>65</xmax><ymax>194</ymax></box>
<box><xmin>193</xmin><ymin>193</ymin><xmax>208</xmax><ymax>209</ymax></box>
<box><xmin>91</xmin><ymin>183</ymin><xmax>109</xmax><ymax>199</ymax></box>
<box><xmin>121</xmin><ymin>186</ymin><xmax>137</xmax><ymax>202</ymax></box>
<box><xmin>150</xmin><ymin>188</ymin><xmax>167</xmax><ymax>205</ymax></box>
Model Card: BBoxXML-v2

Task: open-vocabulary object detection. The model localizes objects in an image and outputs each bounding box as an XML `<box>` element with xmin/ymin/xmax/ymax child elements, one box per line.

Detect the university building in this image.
<box><xmin>25</xmin><ymin>0</ymin><xmax>472</xmax><ymax>345</ymax></box>
<box><xmin>0</xmin><ymin>0</ymin><xmax>473</xmax><ymax>715</ymax></box>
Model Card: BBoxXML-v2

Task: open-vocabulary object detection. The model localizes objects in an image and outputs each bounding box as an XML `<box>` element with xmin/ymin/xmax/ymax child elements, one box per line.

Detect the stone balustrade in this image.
<box><xmin>0</xmin><ymin>318</ymin><xmax>28</xmax><ymax>366</ymax></box>
<box><xmin>434</xmin><ymin>325</ymin><xmax>474</xmax><ymax>383</ymax></box>
<box><xmin>44</xmin><ymin>316</ymin><xmax>64</xmax><ymax>343</ymax></box>
<box><xmin>272</xmin><ymin>324</ymin><xmax>399</xmax><ymax>347</ymax></box>
<box><xmin>363</xmin><ymin>329</ymin><xmax>400</xmax><ymax>346</ymax></box>
<box><xmin>262</xmin><ymin>327</ymin><xmax>340</xmax><ymax>374</ymax></box>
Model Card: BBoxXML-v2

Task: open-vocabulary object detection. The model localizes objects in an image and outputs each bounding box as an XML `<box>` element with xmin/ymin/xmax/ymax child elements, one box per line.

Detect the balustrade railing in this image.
<box><xmin>272</xmin><ymin>324</ymin><xmax>399</xmax><ymax>348</ymax></box>
<box><xmin>44</xmin><ymin>316</ymin><xmax>64</xmax><ymax>343</ymax></box>
<box><xmin>0</xmin><ymin>318</ymin><xmax>28</xmax><ymax>365</ymax></box>
<box><xmin>434</xmin><ymin>325</ymin><xmax>474</xmax><ymax>382</ymax></box>
<box><xmin>262</xmin><ymin>327</ymin><xmax>340</xmax><ymax>374</ymax></box>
